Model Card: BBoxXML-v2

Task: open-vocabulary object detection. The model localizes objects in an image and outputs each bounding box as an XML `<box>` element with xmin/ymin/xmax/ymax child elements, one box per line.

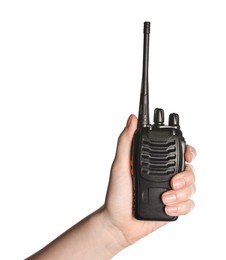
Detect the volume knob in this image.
<box><xmin>154</xmin><ymin>108</ymin><xmax>164</xmax><ymax>125</ymax></box>
<box><xmin>169</xmin><ymin>113</ymin><xmax>179</xmax><ymax>126</ymax></box>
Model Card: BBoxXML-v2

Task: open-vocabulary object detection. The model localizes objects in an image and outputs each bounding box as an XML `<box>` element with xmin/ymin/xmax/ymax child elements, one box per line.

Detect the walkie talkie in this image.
<box><xmin>132</xmin><ymin>21</ymin><xmax>186</xmax><ymax>221</ymax></box>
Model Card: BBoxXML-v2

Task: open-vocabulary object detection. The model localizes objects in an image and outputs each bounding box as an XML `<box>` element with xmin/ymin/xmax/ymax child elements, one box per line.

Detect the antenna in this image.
<box><xmin>138</xmin><ymin>21</ymin><xmax>150</xmax><ymax>127</ymax></box>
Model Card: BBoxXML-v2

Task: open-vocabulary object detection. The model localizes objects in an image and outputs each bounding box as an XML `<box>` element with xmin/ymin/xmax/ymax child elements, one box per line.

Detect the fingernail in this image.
<box><xmin>191</xmin><ymin>151</ymin><xmax>195</xmax><ymax>161</ymax></box>
<box><xmin>173</xmin><ymin>178</ymin><xmax>185</xmax><ymax>190</ymax></box>
<box><xmin>166</xmin><ymin>206</ymin><xmax>178</xmax><ymax>214</ymax></box>
<box><xmin>163</xmin><ymin>194</ymin><xmax>176</xmax><ymax>204</ymax></box>
<box><xmin>126</xmin><ymin>115</ymin><xmax>133</xmax><ymax>127</ymax></box>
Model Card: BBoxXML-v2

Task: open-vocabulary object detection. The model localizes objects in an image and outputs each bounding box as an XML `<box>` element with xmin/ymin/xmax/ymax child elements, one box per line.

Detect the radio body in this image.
<box><xmin>132</xmin><ymin>22</ymin><xmax>186</xmax><ymax>221</ymax></box>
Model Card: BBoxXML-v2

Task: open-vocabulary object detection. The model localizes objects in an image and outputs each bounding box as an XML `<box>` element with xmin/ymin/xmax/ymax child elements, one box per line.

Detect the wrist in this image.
<box><xmin>94</xmin><ymin>207</ymin><xmax>129</xmax><ymax>258</ymax></box>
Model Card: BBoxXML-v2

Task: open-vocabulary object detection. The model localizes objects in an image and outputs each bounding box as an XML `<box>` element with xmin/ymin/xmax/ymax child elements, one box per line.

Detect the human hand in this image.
<box><xmin>103</xmin><ymin>114</ymin><xmax>196</xmax><ymax>247</ymax></box>
<box><xmin>26</xmin><ymin>114</ymin><xmax>196</xmax><ymax>260</ymax></box>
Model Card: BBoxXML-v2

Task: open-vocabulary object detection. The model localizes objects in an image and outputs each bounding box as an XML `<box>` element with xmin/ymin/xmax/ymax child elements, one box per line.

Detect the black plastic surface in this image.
<box><xmin>132</xmin><ymin>120</ymin><xmax>186</xmax><ymax>221</ymax></box>
<box><xmin>132</xmin><ymin>22</ymin><xmax>186</xmax><ymax>221</ymax></box>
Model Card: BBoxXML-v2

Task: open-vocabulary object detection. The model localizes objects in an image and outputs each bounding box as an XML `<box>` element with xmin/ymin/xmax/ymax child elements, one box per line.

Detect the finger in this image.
<box><xmin>170</xmin><ymin>164</ymin><xmax>195</xmax><ymax>190</ymax></box>
<box><xmin>113</xmin><ymin>114</ymin><xmax>137</xmax><ymax>169</ymax></box>
<box><xmin>185</xmin><ymin>145</ymin><xmax>197</xmax><ymax>163</ymax></box>
<box><xmin>162</xmin><ymin>184</ymin><xmax>196</xmax><ymax>206</ymax></box>
<box><xmin>165</xmin><ymin>199</ymin><xmax>195</xmax><ymax>216</ymax></box>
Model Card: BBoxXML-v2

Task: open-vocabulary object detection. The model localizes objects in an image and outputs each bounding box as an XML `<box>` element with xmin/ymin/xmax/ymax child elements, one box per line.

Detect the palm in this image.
<box><xmin>104</xmin><ymin>161</ymin><xmax>167</xmax><ymax>245</ymax></box>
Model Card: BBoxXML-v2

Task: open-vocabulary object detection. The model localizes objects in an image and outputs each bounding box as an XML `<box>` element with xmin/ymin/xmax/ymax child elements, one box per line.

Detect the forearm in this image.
<box><xmin>26</xmin><ymin>207</ymin><xmax>127</xmax><ymax>260</ymax></box>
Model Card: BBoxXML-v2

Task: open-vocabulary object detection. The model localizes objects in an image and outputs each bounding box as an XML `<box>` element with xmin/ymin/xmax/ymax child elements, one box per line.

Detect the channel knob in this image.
<box><xmin>154</xmin><ymin>108</ymin><xmax>164</xmax><ymax>125</ymax></box>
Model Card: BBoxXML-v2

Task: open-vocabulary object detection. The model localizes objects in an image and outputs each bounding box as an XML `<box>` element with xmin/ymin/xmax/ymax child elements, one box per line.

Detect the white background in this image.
<box><xmin>0</xmin><ymin>0</ymin><xmax>225</xmax><ymax>259</ymax></box>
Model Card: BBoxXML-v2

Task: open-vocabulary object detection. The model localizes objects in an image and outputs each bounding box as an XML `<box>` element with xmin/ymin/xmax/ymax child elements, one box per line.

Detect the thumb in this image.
<box><xmin>113</xmin><ymin>114</ymin><xmax>138</xmax><ymax>169</ymax></box>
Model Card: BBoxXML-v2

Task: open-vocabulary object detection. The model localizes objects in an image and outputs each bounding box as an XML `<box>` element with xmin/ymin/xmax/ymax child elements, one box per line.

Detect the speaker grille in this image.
<box><xmin>141</xmin><ymin>138</ymin><xmax>177</xmax><ymax>175</ymax></box>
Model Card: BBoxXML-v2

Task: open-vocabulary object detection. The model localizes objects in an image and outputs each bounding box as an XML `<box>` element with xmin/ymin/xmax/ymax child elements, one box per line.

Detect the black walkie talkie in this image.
<box><xmin>132</xmin><ymin>21</ymin><xmax>186</xmax><ymax>221</ymax></box>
